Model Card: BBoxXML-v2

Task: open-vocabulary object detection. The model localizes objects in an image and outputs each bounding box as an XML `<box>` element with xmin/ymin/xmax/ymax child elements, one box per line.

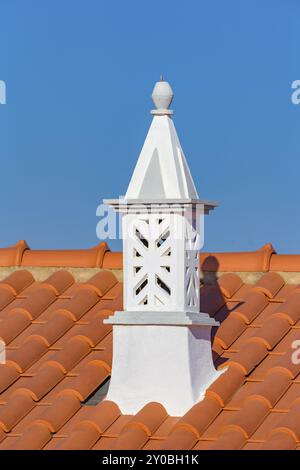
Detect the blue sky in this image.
<box><xmin>0</xmin><ymin>0</ymin><xmax>299</xmax><ymax>253</ymax></box>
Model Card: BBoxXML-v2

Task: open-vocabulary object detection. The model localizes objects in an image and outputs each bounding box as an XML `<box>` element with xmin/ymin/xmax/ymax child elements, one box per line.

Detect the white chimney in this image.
<box><xmin>104</xmin><ymin>78</ymin><xmax>223</xmax><ymax>416</ymax></box>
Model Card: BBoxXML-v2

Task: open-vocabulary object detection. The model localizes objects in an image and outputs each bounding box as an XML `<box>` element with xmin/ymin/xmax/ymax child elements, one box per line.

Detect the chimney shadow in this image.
<box><xmin>201</xmin><ymin>255</ymin><xmax>243</xmax><ymax>369</ymax></box>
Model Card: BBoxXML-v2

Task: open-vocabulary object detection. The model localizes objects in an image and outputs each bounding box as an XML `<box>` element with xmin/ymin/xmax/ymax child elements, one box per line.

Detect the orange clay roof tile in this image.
<box><xmin>21</xmin><ymin>242</ymin><xmax>109</xmax><ymax>268</ymax></box>
<box><xmin>58</xmin><ymin>289</ymin><xmax>99</xmax><ymax>321</ymax></box>
<box><xmin>214</xmin><ymin>315</ymin><xmax>247</xmax><ymax>350</ymax></box>
<box><xmin>261</xmin><ymin>429</ymin><xmax>298</xmax><ymax>450</ymax></box>
<box><xmin>0</xmin><ymin>309</ymin><xmax>31</xmax><ymax>344</ymax></box>
<box><xmin>4</xmin><ymin>242</ymin><xmax>300</xmax><ymax>273</ymax></box>
<box><xmin>220</xmin><ymin>396</ymin><xmax>270</xmax><ymax>438</ymax></box>
<box><xmin>217</xmin><ymin>273</ymin><xmax>244</xmax><ymax>298</ymax></box>
<box><xmin>63</xmin><ymin>360</ymin><xmax>110</xmax><ymax>402</ymax></box>
<box><xmin>209</xmin><ymin>428</ymin><xmax>246</xmax><ymax>450</ymax></box>
<box><xmin>56</xmin><ymin>421</ymin><xmax>102</xmax><ymax>450</ymax></box>
<box><xmin>250</xmin><ymin>315</ymin><xmax>291</xmax><ymax>350</ymax></box>
<box><xmin>51</xmin><ymin>336</ymin><xmax>91</xmax><ymax>373</ymax></box>
<box><xmin>123</xmin><ymin>402</ymin><xmax>167</xmax><ymax>436</ymax></box>
<box><xmin>271</xmin><ymin>350</ymin><xmax>300</xmax><ymax>380</ymax></box>
<box><xmin>35</xmin><ymin>392</ymin><xmax>81</xmax><ymax>433</ymax></box>
<box><xmin>252</xmin><ymin>272</ymin><xmax>285</xmax><ymax>298</ymax></box>
<box><xmin>0</xmin><ymin>240</ymin><xmax>29</xmax><ymax>267</ymax></box>
<box><xmin>74</xmin><ymin>315</ymin><xmax>111</xmax><ymax>348</ymax></box>
<box><xmin>250</xmin><ymin>368</ymin><xmax>292</xmax><ymax>408</ymax></box>
<box><xmin>102</xmin><ymin>252</ymin><xmax>123</xmax><ymax>270</ymax></box>
<box><xmin>80</xmin><ymin>400</ymin><xmax>120</xmax><ymax>433</ymax></box>
<box><xmin>7</xmin><ymin>335</ymin><xmax>49</xmax><ymax>373</ymax></box>
<box><xmin>201</xmin><ymin>243</ymin><xmax>275</xmax><ymax>272</ymax></box>
<box><xmin>17</xmin><ymin>362</ymin><xmax>65</xmax><ymax>401</ymax></box>
<box><xmin>206</xmin><ymin>364</ymin><xmax>245</xmax><ymax>407</ymax></box>
<box><xmin>170</xmin><ymin>395</ymin><xmax>222</xmax><ymax>439</ymax></box>
<box><xmin>111</xmin><ymin>403</ymin><xmax>167</xmax><ymax>450</ymax></box>
<box><xmin>0</xmin><ymin>363</ymin><xmax>20</xmax><ymax>393</ymax></box>
<box><xmin>159</xmin><ymin>427</ymin><xmax>198</xmax><ymax>450</ymax></box>
<box><xmin>0</xmin><ymin>244</ymin><xmax>299</xmax><ymax>449</ymax></box>
<box><xmin>83</xmin><ymin>271</ymin><xmax>117</xmax><ymax>297</ymax></box>
<box><xmin>17</xmin><ymin>288</ymin><xmax>56</xmax><ymax>320</ymax></box>
<box><xmin>0</xmin><ymin>390</ymin><xmax>35</xmax><ymax>432</ymax></box>
<box><xmin>0</xmin><ymin>289</ymin><xmax>15</xmax><ymax>311</ymax></box>
<box><xmin>32</xmin><ymin>311</ymin><xmax>74</xmax><ymax>346</ymax></box>
<box><xmin>270</xmin><ymin>254</ymin><xmax>300</xmax><ymax>272</ymax></box>
<box><xmin>226</xmin><ymin>339</ymin><xmax>269</xmax><ymax>375</ymax></box>
<box><xmin>231</xmin><ymin>291</ymin><xmax>268</xmax><ymax>324</ymax></box>
<box><xmin>0</xmin><ymin>270</ymin><xmax>34</xmax><ymax>295</ymax></box>
<box><xmin>41</xmin><ymin>270</ymin><xmax>74</xmax><ymax>296</ymax></box>
<box><xmin>273</xmin><ymin>292</ymin><xmax>300</xmax><ymax>325</ymax></box>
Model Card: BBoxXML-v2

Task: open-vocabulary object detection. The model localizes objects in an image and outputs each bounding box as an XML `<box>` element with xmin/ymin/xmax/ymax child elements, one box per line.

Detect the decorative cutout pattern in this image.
<box><xmin>124</xmin><ymin>208</ymin><xmax>201</xmax><ymax>313</ymax></box>
<box><xmin>124</xmin><ymin>214</ymin><xmax>174</xmax><ymax>311</ymax></box>
<box><xmin>185</xmin><ymin>230</ymin><xmax>200</xmax><ymax>311</ymax></box>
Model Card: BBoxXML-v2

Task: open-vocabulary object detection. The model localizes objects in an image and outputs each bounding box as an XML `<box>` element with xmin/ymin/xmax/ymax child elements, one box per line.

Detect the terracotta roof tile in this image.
<box><xmin>63</xmin><ymin>360</ymin><xmax>110</xmax><ymax>401</ymax></box>
<box><xmin>0</xmin><ymin>289</ymin><xmax>15</xmax><ymax>311</ymax></box>
<box><xmin>232</xmin><ymin>292</ymin><xmax>268</xmax><ymax>324</ymax></box>
<box><xmin>270</xmin><ymin>254</ymin><xmax>300</xmax><ymax>272</ymax></box>
<box><xmin>19</xmin><ymin>288</ymin><xmax>57</xmax><ymax>320</ymax></box>
<box><xmin>0</xmin><ymin>244</ymin><xmax>299</xmax><ymax>449</ymax></box>
<box><xmin>0</xmin><ymin>270</ymin><xmax>34</xmax><ymax>295</ymax></box>
<box><xmin>265</xmin><ymin>399</ymin><xmax>300</xmax><ymax>441</ymax></box>
<box><xmin>220</xmin><ymin>396</ymin><xmax>270</xmax><ymax>438</ymax></box>
<box><xmin>112</xmin><ymin>403</ymin><xmax>167</xmax><ymax>450</ymax></box>
<box><xmin>41</xmin><ymin>271</ymin><xmax>74</xmax><ymax>296</ymax></box>
<box><xmin>206</xmin><ymin>365</ymin><xmax>245</xmax><ymax>407</ymax></box>
<box><xmin>250</xmin><ymin>412</ymin><xmax>286</xmax><ymax>440</ymax></box>
<box><xmin>271</xmin><ymin>350</ymin><xmax>300</xmax><ymax>379</ymax></box>
<box><xmin>0</xmin><ymin>363</ymin><xmax>20</xmax><ymax>392</ymax></box>
<box><xmin>161</xmin><ymin>427</ymin><xmax>198</xmax><ymax>450</ymax></box>
<box><xmin>273</xmin><ymin>292</ymin><xmax>300</xmax><ymax>325</ymax></box>
<box><xmin>0</xmin><ymin>390</ymin><xmax>35</xmax><ymax>432</ymax></box>
<box><xmin>83</xmin><ymin>271</ymin><xmax>117</xmax><ymax>296</ymax></box>
<box><xmin>0</xmin><ymin>240</ymin><xmax>29</xmax><ymax>267</ymax></box>
<box><xmin>250</xmin><ymin>369</ymin><xmax>292</xmax><ymax>408</ymax></box>
<box><xmin>163</xmin><ymin>395</ymin><xmax>222</xmax><ymax>449</ymax></box>
<box><xmin>103</xmin><ymin>252</ymin><xmax>123</xmax><ymax>270</ymax></box>
<box><xmin>51</xmin><ymin>337</ymin><xmax>91</xmax><ymax>372</ymax></box>
<box><xmin>7</xmin><ymin>335</ymin><xmax>49</xmax><ymax>373</ymax></box>
<box><xmin>201</xmin><ymin>243</ymin><xmax>275</xmax><ymax>272</ymax></box>
<box><xmin>209</xmin><ymin>428</ymin><xmax>246</xmax><ymax>450</ymax></box>
<box><xmin>12</xmin><ymin>421</ymin><xmax>52</xmax><ymax>450</ymax></box>
<box><xmin>226</xmin><ymin>339</ymin><xmax>269</xmax><ymax>375</ymax></box>
<box><xmin>275</xmin><ymin>384</ymin><xmax>300</xmax><ymax>410</ymax></box>
<box><xmin>0</xmin><ymin>309</ymin><xmax>31</xmax><ymax>344</ymax></box>
<box><xmin>35</xmin><ymin>392</ymin><xmax>81</xmax><ymax>432</ymax></box>
<box><xmin>250</xmin><ymin>316</ymin><xmax>290</xmax><ymax>350</ymax></box>
<box><xmin>214</xmin><ymin>316</ymin><xmax>247</xmax><ymax>350</ymax></box>
<box><xmin>252</xmin><ymin>272</ymin><xmax>285</xmax><ymax>298</ymax></box>
<box><xmin>21</xmin><ymin>242</ymin><xmax>109</xmax><ymax>268</ymax></box>
<box><xmin>18</xmin><ymin>362</ymin><xmax>65</xmax><ymax>401</ymax></box>
<box><xmin>261</xmin><ymin>429</ymin><xmax>297</xmax><ymax>450</ymax></box>
<box><xmin>55</xmin><ymin>401</ymin><xmax>120</xmax><ymax>450</ymax></box>
<box><xmin>217</xmin><ymin>273</ymin><xmax>243</xmax><ymax>299</ymax></box>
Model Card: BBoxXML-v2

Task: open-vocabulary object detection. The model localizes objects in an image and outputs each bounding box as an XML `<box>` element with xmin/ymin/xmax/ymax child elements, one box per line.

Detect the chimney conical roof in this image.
<box><xmin>125</xmin><ymin>79</ymin><xmax>199</xmax><ymax>200</ymax></box>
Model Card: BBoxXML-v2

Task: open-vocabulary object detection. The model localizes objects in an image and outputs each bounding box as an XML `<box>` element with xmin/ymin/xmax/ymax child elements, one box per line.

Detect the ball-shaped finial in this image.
<box><xmin>151</xmin><ymin>77</ymin><xmax>174</xmax><ymax>115</ymax></box>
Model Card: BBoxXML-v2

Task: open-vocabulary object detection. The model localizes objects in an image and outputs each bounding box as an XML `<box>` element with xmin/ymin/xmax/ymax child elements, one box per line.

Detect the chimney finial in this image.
<box><xmin>151</xmin><ymin>77</ymin><xmax>174</xmax><ymax>115</ymax></box>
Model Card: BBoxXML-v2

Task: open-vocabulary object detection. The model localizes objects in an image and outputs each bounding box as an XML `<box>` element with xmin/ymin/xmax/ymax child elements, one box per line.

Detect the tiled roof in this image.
<box><xmin>0</xmin><ymin>244</ymin><xmax>300</xmax><ymax>449</ymax></box>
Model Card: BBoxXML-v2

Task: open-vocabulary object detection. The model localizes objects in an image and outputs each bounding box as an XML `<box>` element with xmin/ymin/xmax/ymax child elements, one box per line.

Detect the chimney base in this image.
<box><xmin>105</xmin><ymin>323</ymin><xmax>224</xmax><ymax>416</ymax></box>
